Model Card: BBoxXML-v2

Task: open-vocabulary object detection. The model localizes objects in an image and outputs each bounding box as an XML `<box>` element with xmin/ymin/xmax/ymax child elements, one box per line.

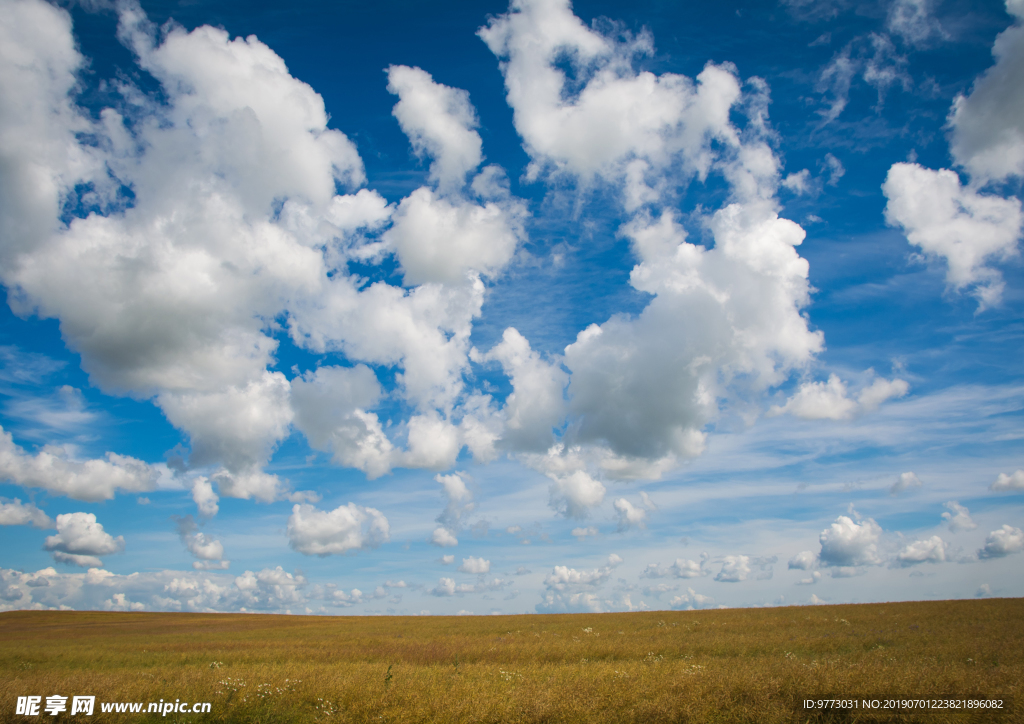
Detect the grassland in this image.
<box><xmin>1</xmin><ymin>598</ymin><xmax>1021</xmax><ymax>723</ymax></box>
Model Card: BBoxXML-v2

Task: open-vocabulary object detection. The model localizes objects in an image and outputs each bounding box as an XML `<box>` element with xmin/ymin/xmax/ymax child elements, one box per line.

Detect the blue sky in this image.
<box><xmin>0</xmin><ymin>0</ymin><xmax>1022</xmax><ymax>615</ymax></box>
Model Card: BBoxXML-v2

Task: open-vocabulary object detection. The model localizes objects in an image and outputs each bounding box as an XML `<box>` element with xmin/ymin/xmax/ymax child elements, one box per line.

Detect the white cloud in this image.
<box><xmin>822</xmin><ymin>153</ymin><xmax>845</xmax><ymax>186</ymax></box>
<box><xmin>941</xmin><ymin>501</ymin><xmax>977</xmax><ymax>532</ymax></box>
<box><xmin>175</xmin><ymin>515</ymin><xmax>225</xmax><ymax>562</ymax></box>
<box><xmin>441</xmin><ymin>554</ymin><xmax>455</xmax><ymax>565</ymax></box>
<box><xmin>458</xmin><ymin>556</ymin><xmax>491</xmax><ymax>574</ymax></box>
<box><xmin>543</xmin><ymin>564</ymin><xmax>612</xmax><ymax>592</ymax></box>
<box><xmin>670</xmin><ymin>557</ymin><xmax>706</xmax><ymax>578</ymax></box>
<box><xmin>890</xmin><ymin>471</ymin><xmax>922</xmax><ymax>495</ymax></box>
<box><xmin>669</xmin><ymin>587</ymin><xmax>714</xmax><ymax>610</ymax></box>
<box><xmin>818</xmin><ymin>515</ymin><xmax>882</xmax><ymax>567</ymax></box>
<box><xmin>386</xmin><ymin>65</ymin><xmax>482</xmax><ymax>192</ymax></box>
<box><xmin>190</xmin><ymin>477</ymin><xmax>219</xmax><ymax>518</ymax></box>
<box><xmin>894</xmin><ymin>535</ymin><xmax>947</xmax><ymax>566</ymax></box>
<box><xmin>384</xmin><ymin>187</ymin><xmax>526</xmax><ymax>287</ymax></box>
<box><xmin>474</xmin><ymin>328</ymin><xmax>568</xmax><ymax>453</ymax></box>
<box><xmin>44</xmin><ymin>512</ymin><xmax>124</xmax><ymax>566</ymax></box>
<box><xmin>431</xmin><ymin>527</ymin><xmax>459</xmax><ymax>548</ymax></box>
<box><xmin>816</xmin><ymin>34</ymin><xmax>910</xmax><ymax>123</ymax></box>
<box><xmin>0</xmin><ymin>426</ymin><xmax>160</xmax><ymax>502</ymax></box>
<box><xmin>978</xmin><ymin>524</ymin><xmax>1024</xmax><ymax>559</ymax></box>
<box><xmin>429</xmin><ymin>577</ymin><xmax>476</xmax><ymax>597</ymax></box>
<box><xmin>613</xmin><ymin>498</ymin><xmax>647</xmax><ymax>530</ymax></box>
<box><xmin>887</xmin><ymin>0</ymin><xmax>946</xmax><ymax>47</ymax></box>
<box><xmin>883</xmin><ymin>163</ymin><xmax>1022</xmax><ymax>309</ymax></box>
<box><xmin>991</xmin><ymin>469</ymin><xmax>1024</xmax><ymax>492</ymax></box>
<box><xmin>434</xmin><ymin>472</ymin><xmax>475</xmax><ymax>533</ymax></box>
<box><xmin>290</xmin><ymin>365</ymin><xmax>392</xmax><ymax>479</ymax></box>
<box><xmin>52</xmin><ymin>552</ymin><xmax>103</xmax><ymax>568</ymax></box>
<box><xmin>640</xmin><ymin>554</ymin><xmax>708</xmax><ymax>579</ymax></box>
<box><xmin>548</xmin><ymin>469</ymin><xmax>606</xmax><ymax>519</ymax></box>
<box><xmin>782</xmin><ymin>169</ymin><xmax>812</xmax><ymax>195</ymax></box>
<box><xmin>331</xmin><ymin>588</ymin><xmax>365</xmax><ymax>607</ymax></box>
<box><xmin>286</xmin><ymin>502</ymin><xmax>389</xmax><ymax>556</ymax></box>
<box><xmin>715</xmin><ymin>555</ymin><xmax>751</xmax><ymax>582</ymax></box>
<box><xmin>770</xmin><ymin>373</ymin><xmax>908</xmax><ymax>421</ymax></box>
<box><xmin>948</xmin><ymin>5</ymin><xmax>1024</xmax><ymax>182</ymax></box>
<box><xmin>788</xmin><ymin>551</ymin><xmax>817</xmax><ymax>570</ymax></box>
<box><xmin>571</xmin><ymin>526</ymin><xmax>598</xmax><ymax>540</ymax></box>
<box><xmin>0</xmin><ymin>498</ymin><xmax>51</xmax><ymax>528</ymax></box>
<box><xmin>0</xmin><ymin>564</ymin><xmax>312</xmax><ymax>613</ymax></box>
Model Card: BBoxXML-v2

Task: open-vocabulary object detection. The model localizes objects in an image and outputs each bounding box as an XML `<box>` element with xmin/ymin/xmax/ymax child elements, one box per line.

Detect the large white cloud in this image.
<box><xmin>0</xmin><ymin>498</ymin><xmax>51</xmax><ymax>528</ymax></box>
<box><xmin>818</xmin><ymin>515</ymin><xmax>882</xmax><ymax>567</ymax></box>
<box><xmin>948</xmin><ymin>1</ymin><xmax>1024</xmax><ymax>182</ymax></box>
<box><xmin>894</xmin><ymin>535</ymin><xmax>947</xmax><ymax>566</ymax></box>
<box><xmin>883</xmin><ymin>163</ymin><xmax>1022</xmax><ymax>308</ymax></box>
<box><xmin>770</xmin><ymin>374</ymin><xmax>908</xmax><ymax>421</ymax></box>
<box><xmin>175</xmin><ymin>515</ymin><xmax>226</xmax><ymax>565</ymax></box>
<box><xmin>386</xmin><ymin>65</ymin><xmax>483</xmax><ymax>193</ymax></box>
<box><xmin>44</xmin><ymin>512</ymin><xmax>124</xmax><ymax>567</ymax></box>
<box><xmin>991</xmin><ymin>469</ymin><xmax>1024</xmax><ymax>492</ymax></box>
<box><xmin>941</xmin><ymin>502</ymin><xmax>976</xmax><ymax>532</ymax></box>
<box><xmin>0</xmin><ymin>426</ymin><xmax>160</xmax><ymax>502</ymax></box>
<box><xmin>286</xmin><ymin>502</ymin><xmax>390</xmax><ymax>556</ymax></box>
<box><xmin>978</xmin><ymin>524</ymin><xmax>1024</xmax><ymax>559</ymax></box>
<box><xmin>473</xmin><ymin>328</ymin><xmax>567</xmax><ymax>453</ymax></box>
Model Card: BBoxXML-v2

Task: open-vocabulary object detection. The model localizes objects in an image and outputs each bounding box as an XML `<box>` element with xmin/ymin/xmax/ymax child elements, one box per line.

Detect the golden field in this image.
<box><xmin>1</xmin><ymin>598</ymin><xmax>1021</xmax><ymax>723</ymax></box>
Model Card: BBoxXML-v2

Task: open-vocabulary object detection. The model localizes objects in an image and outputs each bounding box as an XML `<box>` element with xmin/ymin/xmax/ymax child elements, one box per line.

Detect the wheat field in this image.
<box><xmin>1</xmin><ymin>598</ymin><xmax>1021</xmax><ymax>723</ymax></box>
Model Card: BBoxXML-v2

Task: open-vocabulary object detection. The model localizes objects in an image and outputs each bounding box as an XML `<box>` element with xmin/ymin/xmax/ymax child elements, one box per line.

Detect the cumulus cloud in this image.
<box><xmin>548</xmin><ymin>469</ymin><xmax>606</xmax><ymax>519</ymax></box>
<box><xmin>788</xmin><ymin>550</ymin><xmax>817</xmax><ymax>570</ymax></box>
<box><xmin>0</xmin><ymin>498</ymin><xmax>51</xmax><ymax>528</ymax></box>
<box><xmin>883</xmin><ymin>163</ymin><xmax>1022</xmax><ymax>308</ymax></box>
<box><xmin>290</xmin><ymin>365</ymin><xmax>392</xmax><ymax>479</ymax></box>
<box><xmin>429</xmin><ymin>576</ymin><xmax>478</xmax><ymax>597</ymax></box>
<box><xmin>386</xmin><ymin>65</ymin><xmax>483</xmax><ymax>192</ymax></box>
<box><xmin>543</xmin><ymin>564</ymin><xmax>612</xmax><ymax>594</ymax></box>
<box><xmin>0</xmin><ymin>426</ymin><xmax>161</xmax><ymax>502</ymax></box>
<box><xmin>458</xmin><ymin>556</ymin><xmax>491</xmax><ymax>574</ymax></box>
<box><xmin>478</xmin><ymin>0</ymin><xmax>829</xmax><ymax>480</ymax></box>
<box><xmin>715</xmin><ymin>555</ymin><xmax>752</xmax><ymax>582</ymax></box>
<box><xmin>44</xmin><ymin>512</ymin><xmax>124</xmax><ymax>567</ymax></box>
<box><xmin>0</xmin><ymin>0</ymin><xmax>538</xmax><ymax>497</ymax></box>
<box><xmin>948</xmin><ymin>2</ymin><xmax>1024</xmax><ymax>182</ymax></box>
<box><xmin>175</xmin><ymin>515</ymin><xmax>226</xmax><ymax>564</ymax></box>
<box><xmin>474</xmin><ymin>328</ymin><xmax>568</xmax><ymax>453</ymax></box>
<box><xmin>942</xmin><ymin>501</ymin><xmax>977</xmax><ymax>532</ymax></box>
<box><xmin>435</xmin><ymin>472</ymin><xmax>474</xmax><ymax>532</ymax></box>
<box><xmin>0</xmin><ymin>564</ymin><xmax>325</xmax><ymax>613</ymax></box>
<box><xmin>978</xmin><ymin>524</ymin><xmax>1024</xmax><ymax>559</ymax></box>
<box><xmin>770</xmin><ymin>373</ymin><xmax>908</xmax><ymax>421</ymax></box>
<box><xmin>669</xmin><ymin>587</ymin><xmax>714</xmax><ymax>610</ymax></box>
<box><xmin>818</xmin><ymin>514</ymin><xmax>882</xmax><ymax>567</ymax></box>
<box><xmin>286</xmin><ymin>502</ymin><xmax>389</xmax><ymax>556</ymax></box>
<box><xmin>190</xmin><ymin>477</ymin><xmax>219</xmax><ymax>518</ymax></box>
<box><xmin>431</xmin><ymin>528</ymin><xmax>459</xmax><ymax>547</ymax></box>
<box><xmin>572</xmin><ymin>526</ymin><xmax>598</xmax><ymax>540</ymax></box>
<box><xmin>613</xmin><ymin>498</ymin><xmax>647</xmax><ymax>530</ymax></box>
<box><xmin>991</xmin><ymin>469</ymin><xmax>1024</xmax><ymax>492</ymax></box>
<box><xmin>894</xmin><ymin>535</ymin><xmax>947</xmax><ymax>566</ymax></box>
<box><xmin>890</xmin><ymin>471</ymin><xmax>922</xmax><ymax>495</ymax></box>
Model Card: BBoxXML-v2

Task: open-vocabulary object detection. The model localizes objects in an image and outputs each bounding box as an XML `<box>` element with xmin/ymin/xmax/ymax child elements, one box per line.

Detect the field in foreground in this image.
<box><xmin>1</xmin><ymin>599</ymin><xmax>1021</xmax><ymax>723</ymax></box>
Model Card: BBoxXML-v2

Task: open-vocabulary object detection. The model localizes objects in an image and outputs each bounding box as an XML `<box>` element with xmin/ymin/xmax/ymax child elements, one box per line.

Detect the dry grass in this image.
<box><xmin>1</xmin><ymin>598</ymin><xmax>1021</xmax><ymax>723</ymax></box>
